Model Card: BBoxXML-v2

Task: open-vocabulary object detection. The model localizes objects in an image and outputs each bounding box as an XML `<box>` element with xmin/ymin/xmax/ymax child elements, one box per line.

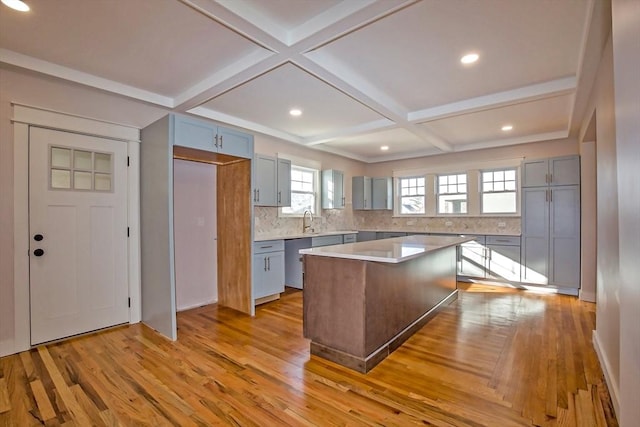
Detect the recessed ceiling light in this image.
<box><xmin>289</xmin><ymin>108</ymin><xmax>302</xmax><ymax>117</ymax></box>
<box><xmin>460</xmin><ymin>53</ymin><xmax>479</xmax><ymax>65</ymax></box>
<box><xmin>501</xmin><ymin>124</ymin><xmax>513</xmax><ymax>131</ymax></box>
<box><xmin>1</xmin><ymin>0</ymin><xmax>30</xmax><ymax>12</ymax></box>
<box><xmin>380</xmin><ymin>145</ymin><xmax>389</xmax><ymax>151</ymax></box>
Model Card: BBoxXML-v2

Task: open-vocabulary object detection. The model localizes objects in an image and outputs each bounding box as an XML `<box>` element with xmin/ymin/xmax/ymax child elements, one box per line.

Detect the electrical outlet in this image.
<box><xmin>498</xmin><ymin>222</ymin><xmax>506</xmax><ymax>228</ymax></box>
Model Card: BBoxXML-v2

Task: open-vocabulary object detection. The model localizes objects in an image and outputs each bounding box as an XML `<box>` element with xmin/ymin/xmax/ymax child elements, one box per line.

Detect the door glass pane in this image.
<box><xmin>51</xmin><ymin>147</ymin><xmax>71</xmax><ymax>168</ymax></box>
<box><xmin>74</xmin><ymin>171</ymin><xmax>92</xmax><ymax>190</ymax></box>
<box><xmin>51</xmin><ymin>169</ymin><xmax>71</xmax><ymax>189</ymax></box>
<box><xmin>94</xmin><ymin>153</ymin><xmax>112</xmax><ymax>173</ymax></box>
<box><xmin>94</xmin><ymin>173</ymin><xmax>112</xmax><ymax>191</ymax></box>
<box><xmin>74</xmin><ymin>150</ymin><xmax>92</xmax><ymax>170</ymax></box>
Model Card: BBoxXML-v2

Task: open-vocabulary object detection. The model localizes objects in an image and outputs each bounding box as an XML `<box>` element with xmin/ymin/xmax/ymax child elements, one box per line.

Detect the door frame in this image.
<box><xmin>8</xmin><ymin>103</ymin><xmax>141</xmax><ymax>356</ymax></box>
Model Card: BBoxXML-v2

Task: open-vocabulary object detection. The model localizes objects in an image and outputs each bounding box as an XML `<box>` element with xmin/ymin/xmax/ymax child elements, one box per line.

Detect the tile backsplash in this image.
<box><xmin>253</xmin><ymin>207</ymin><xmax>520</xmax><ymax>238</ymax></box>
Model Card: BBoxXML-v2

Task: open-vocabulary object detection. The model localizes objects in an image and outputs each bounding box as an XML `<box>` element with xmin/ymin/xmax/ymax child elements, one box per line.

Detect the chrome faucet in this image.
<box><xmin>303</xmin><ymin>209</ymin><xmax>314</xmax><ymax>233</ymax></box>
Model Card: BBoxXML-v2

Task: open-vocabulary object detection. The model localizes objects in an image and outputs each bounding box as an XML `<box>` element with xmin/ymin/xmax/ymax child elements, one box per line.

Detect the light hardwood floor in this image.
<box><xmin>0</xmin><ymin>284</ymin><xmax>617</xmax><ymax>426</ymax></box>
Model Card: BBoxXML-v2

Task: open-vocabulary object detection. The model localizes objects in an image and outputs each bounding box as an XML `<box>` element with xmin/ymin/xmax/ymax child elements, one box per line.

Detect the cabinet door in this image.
<box><xmin>549</xmin><ymin>186</ymin><xmax>580</xmax><ymax>287</ymax></box>
<box><xmin>521</xmin><ymin>187</ymin><xmax>549</xmax><ymax>284</ymax></box>
<box><xmin>277</xmin><ymin>158</ymin><xmax>291</xmax><ymax>207</ymax></box>
<box><xmin>254</xmin><ymin>155</ymin><xmax>277</xmax><ymax>206</ymax></box>
<box><xmin>352</xmin><ymin>176</ymin><xmax>372</xmax><ymax>210</ymax></box>
<box><xmin>522</xmin><ymin>159</ymin><xmax>549</xmax><ymax>187</ymax></box>
<box><xmin>372</xmin><ymin>177</ymin><xmax>393</xmax><ymax>210</ymax></box>
<box><xmin>253</xmin><ymin>252</ymin><xmax>285</xmax><ymax>299</ymax></box>
<box><xmin>457</xmin><ymin>240</ymin><xmax>486</xmax><ymax>278</ymax></box>
<box><xmin>322</xmin><ymin>170</ymin><xmax>345</xmax><ymax>209</ymax></box>
<box><xmin>172</xmin><ymin>115</ymin><xmax>217</xmax><ymax>151</ymax></box>
<box><xmin>486</xmin><ymin>244</ymin><xmax>521</xmax><ymax>281</ymax></box>
<box><xmin>217</xmin><ymin>127</ymin><xmax>254</xmax><ymax>159</ymax></box>
<box><xmin>549</xmin><ymin>156</ymin><xmax>580</xmax><ymax>186</ymax></box>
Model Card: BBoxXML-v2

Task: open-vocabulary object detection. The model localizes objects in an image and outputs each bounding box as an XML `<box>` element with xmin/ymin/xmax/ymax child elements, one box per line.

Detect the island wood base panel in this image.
<box><xmin>303</xmin><ymin>245</ymin><xmax>458</xmax><ymax>373</ymax></box>
<box><xmin>310</xmin><ymin>290</ymin><xmax>458</xmax><ymax>373</ymax></box>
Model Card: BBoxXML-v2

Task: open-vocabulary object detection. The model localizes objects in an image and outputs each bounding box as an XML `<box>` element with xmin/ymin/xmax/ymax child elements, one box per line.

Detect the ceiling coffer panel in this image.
<box><xmin>0</xmin><ymin>0</ymin><xmax>269</xmax><ymax>97</ymax></box>
<box><xmin>200</xmin><ymin>62</ymin><xmax>385</xmax><ymax>138</ymax></box>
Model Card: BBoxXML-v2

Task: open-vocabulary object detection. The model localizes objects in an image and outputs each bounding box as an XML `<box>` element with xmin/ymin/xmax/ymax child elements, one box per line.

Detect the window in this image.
<box><xmin>398</xmin><ymin>176</ymin><xmax>425</xmax><ymax>214</ymax></box>
<box><xmin>50</xmin><ymin>146</ymin><xmax>113</xmax><ymax>192</ymax></box>
<box><xmin>437</xmin><ymin>173</ymin><xmax>467</xmax><ymax>214</ymax></box>
<box><xmin>481</xmin><ymin>169</ymin><xmax>517</xmax><ymax>213</ymax></box>
<box><xmin>281</xmin><ymin>165</ymin><xmax>318</xmax><ymax>215</ymax></box>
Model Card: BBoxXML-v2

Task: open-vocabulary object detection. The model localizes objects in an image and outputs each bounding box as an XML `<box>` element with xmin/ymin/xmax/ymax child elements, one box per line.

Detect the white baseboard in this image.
<box><xmin>592</xmin><ymin>330</ymin><xmax>620</xmax><ymax>418</ymax></box>
<box><xmin>177</xmin><ymin>299</ymin><xmax>218</xmax><ymax>312</ymax></box>
<box><xmin>579</xmin><ymin>289</ymin><xmax>596</xmax><ymax>302</ymax></box>
<box><xmin>0</xmin><ymin>338</ymin><xmax>15</xmax><ymax>358</ymax></box>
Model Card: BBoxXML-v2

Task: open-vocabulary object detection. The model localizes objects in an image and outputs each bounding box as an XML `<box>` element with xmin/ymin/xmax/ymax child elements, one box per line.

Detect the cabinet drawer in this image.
<box><xmin>312</xmin><ymin>235</ymin><xmax>343</xmax><ymax>247</ymax></box>
<box><xmin>459</xmin><ymin>235</ymin><xmax>485</xmax><ymax>245</ymax></box>
<box><xmin>486</xmin><ymin>235</ymin><xmax>520</xmax><ymax>246</ymax></box>
<box><xmin>254</xmin><ymin>240</ymin><xmax>284</xmax><ymax>253</ymax></box>
<box><xmin>342</xmin><ymin>234</ymin><xmax>357</xmax><ymax>244</ymax></box>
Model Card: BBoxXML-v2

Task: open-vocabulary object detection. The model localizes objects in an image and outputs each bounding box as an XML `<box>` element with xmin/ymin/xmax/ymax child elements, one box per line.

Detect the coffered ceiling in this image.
<box><xmin>0</xmin><ymin>0</ymin><xmax>604</xmax><ymax>162</ymax></box>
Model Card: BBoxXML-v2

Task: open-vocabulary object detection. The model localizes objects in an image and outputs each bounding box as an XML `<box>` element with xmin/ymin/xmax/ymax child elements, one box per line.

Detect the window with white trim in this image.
<box><xmin>398</xmin><ymin>176</ymin><xmax>425</xmax><ymax>214</ymax></box>
<box><xmin>481</xmin><ymin>168</ymin><xmax>517</xmax><ymax>213</ymax></box>
<box><xmin>437</xmin><ymin>173</ymin><xmax>467</xmax><ymax>214</ymax></box>
<box><xmin>281</xmin><ymin>165</ymin><xmax>318</xmax><ymax>216</ymax></box>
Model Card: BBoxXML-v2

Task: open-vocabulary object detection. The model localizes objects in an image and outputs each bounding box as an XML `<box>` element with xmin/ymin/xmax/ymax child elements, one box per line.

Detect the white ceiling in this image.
<box><xmin>0</xmin><ymin>0</ymin><xmax>603</xmax><ymax>162</ymax></box>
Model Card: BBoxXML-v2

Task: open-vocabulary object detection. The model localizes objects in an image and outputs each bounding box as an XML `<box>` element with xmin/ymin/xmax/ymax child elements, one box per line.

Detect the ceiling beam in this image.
<box><xmin>408</xmin><ymin>76</ymin><xmax>578</xmax><ymax>124</ymax></box>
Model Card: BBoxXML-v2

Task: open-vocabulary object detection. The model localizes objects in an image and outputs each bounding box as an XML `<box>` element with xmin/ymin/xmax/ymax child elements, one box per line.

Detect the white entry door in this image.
<box><xmin>29</xmin><ymin>127</ymin><xmax>129</xmax><ymax>345</ymax></box>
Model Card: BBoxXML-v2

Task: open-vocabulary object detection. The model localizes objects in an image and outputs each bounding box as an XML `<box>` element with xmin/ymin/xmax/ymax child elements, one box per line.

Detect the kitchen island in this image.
<box><xmin>300</xmin><ymin>234</ymin><xmax>472</xmax><ymax>373</ymax></box>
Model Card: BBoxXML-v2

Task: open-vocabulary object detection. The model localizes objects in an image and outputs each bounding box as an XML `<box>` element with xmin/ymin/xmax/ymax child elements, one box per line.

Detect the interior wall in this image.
<box><xmin>173</xmin><ymin>159</ymin><xmax>218</xmax><ymax>311</ymax></box>
<box><xmin>579</xmin><ymin>140</ymin><xmax>597</xmax><ymax>302</ymax></box>
<box><xmin>584</xmin><ymin>35</ymin><xmax>622</xmax><ymax>414</ymax></box>
<box><xmin>363</xmin><ymin>138</ymin><xmax>579</xmax><ymax>177</ymax></box>
<box><xmin>611</xmin><ymin>0</ymin><xmax>640</xmax><ymax>423</ymax></box>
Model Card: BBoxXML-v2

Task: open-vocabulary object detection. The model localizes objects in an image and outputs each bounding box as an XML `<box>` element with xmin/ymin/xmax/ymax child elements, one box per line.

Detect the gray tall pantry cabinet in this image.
<box><xmin>521</xmin><ymin>155</ymin><xmax>581</xmax><ymax>292</ymax></box>
<box><xmin>141</xmin><ymin>114</ymin><xmax>255</xmax><ymax>341</ymax></box>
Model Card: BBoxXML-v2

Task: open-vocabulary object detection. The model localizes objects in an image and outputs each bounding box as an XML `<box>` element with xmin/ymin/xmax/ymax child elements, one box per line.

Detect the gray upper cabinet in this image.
<box><xmin>322</xmin><ymin>169</ymin><xmax>345</xmax><ymax>209</ymax></box>
<box><xmin>352</xmin><ymin>176</ymin><xmax>372</xmax><ymax>210</ymax></box>
<box><xmin>372</xmin><ymin>177</ymin><xmax>393</xmax><ymax>210</ymax></box>
<box><xmin>172</xmin><ymin>114</ymin><xmax>253</xmax><ymax>159</ymax></box>
<box><xmin>253</xmin><ymin>154</ymin><xmax>291</xmax><ymax>207</ymax></box>
<box><xmin>277</xmin><ymin>158</ymin><xmax>291</xmax><ymax>207</ymax></box>
<box><xmin>522</xmin><ymin>155</ymin><xmax>580</xmax><ymax>187</ymax></box>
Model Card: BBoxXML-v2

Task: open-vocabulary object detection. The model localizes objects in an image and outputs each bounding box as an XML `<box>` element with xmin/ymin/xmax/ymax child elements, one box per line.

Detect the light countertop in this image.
<box><xmin>299</xmin><ymin>234</ymin><xmax>473</xmax><ymax>264</ymax></box>
<box><xmin>254</xmin><ymin>230</ymin><xmax>358</xmax><ymax>242</ymax></box>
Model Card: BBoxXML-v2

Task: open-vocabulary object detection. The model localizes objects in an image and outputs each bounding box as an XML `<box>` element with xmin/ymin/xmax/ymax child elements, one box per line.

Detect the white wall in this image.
<box><xmin>611</xmin><ymin>0</ymin><xmax>640</xmax><ymax>424</ymax></box>
<box><xmin>585</xmin><ymin>36</ymin><xmax>623</xmax><ymax>414</ymax></box>
<box><xmin>173</xmin><ymin>160</ymin><xmax>218</xmax><ymax>311</ymax></box>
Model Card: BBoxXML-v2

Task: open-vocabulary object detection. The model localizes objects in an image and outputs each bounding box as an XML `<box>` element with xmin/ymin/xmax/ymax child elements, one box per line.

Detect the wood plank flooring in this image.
<box><xmin>0</xmin><ymin>283</ymin><xmax>617</xmax><ymax>426</ymax></box>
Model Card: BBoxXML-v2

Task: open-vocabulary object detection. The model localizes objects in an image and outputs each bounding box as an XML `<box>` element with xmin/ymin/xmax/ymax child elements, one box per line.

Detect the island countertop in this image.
<box><xmin>299</xmin><ymin>234</ymin><xmax>473</xmax><ymax>264</ymax></box>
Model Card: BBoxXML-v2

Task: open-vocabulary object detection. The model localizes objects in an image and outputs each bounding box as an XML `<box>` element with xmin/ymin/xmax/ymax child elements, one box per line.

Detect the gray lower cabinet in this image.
<box><xmin>253</xmin><ymin>240</ymin><xmax>285</xmax><ymax>299</ymax></box>
<box><xmin>357</xmin><ymin>231</ymin><xmax>377</xmax><ymax>242</ymax></box>
<box><xmin>485</xmin><ymin>235</ymin><xmax>521</xmax><ymax>282</ymax></box>
<box><xmin>457</xmin><ymin>236</ymin><xmax>487</xmax><ymax>278</ymax></box>
<box><xmin>521</xmin><ymin>185</ymin><xmax>580</xmax><ymax>288</ymax></box>
<box><xmin>342</xmin><ymin>233</ymin><xmax>357</xmax><ymax>244</ymax></box>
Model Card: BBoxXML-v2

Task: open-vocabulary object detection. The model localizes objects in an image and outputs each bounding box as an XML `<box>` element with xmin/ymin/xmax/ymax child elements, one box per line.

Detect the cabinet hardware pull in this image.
<box><xmin>550</xmin><ymin>189</ymin><xmax>553</xmax><ymax>203</ymax></box>
<box><xmin>267</xmin><ymin>256</ymin><xmax>271</xmax><ymax>271</ymax></box>
<box><xmin>260</xmin><ymin>245</ymin><xmax>273</xmax><ymax>249</ymax></box>
<box><xmin>253</xmin><ymin>189</ymin><xmax>256</xmax><ymax>202</ymax></box>
<box><xmin>214</xmin><ymin>135</ymin><xmax>219</xmax><ymax>148</ymax></box>
<box><xmin>219</xmin><ymin>135</ymin><xmax>223</xmax><ymax>149</ymax></box>
<box><xmin>278</xmin><ymin>191</ymin><xmax>281</xmax><ymax>204</ymax></box>
<box><xmin>549</xmin><ymin>173</ymin><xmax>552</xmax><ymax>183</ymax></box>
<box><xmin>545</xmin><ymin>189</ymin><xmax>549</xmax><ymax>202</ymax></box>
<box><xmin>495</xmin><ymin>239</ymin><xmax>510</xmax><ymax>242</ymax></box>
<box><xmin>264</xmin><ymin>257</ymin><xmax>267</xmax><ymax>271</ymax></box>
<box><xmin>342</xmin><ymin>196</ymin><xmax>345</xmax><ymax>207</ymax></box>
<box><xmin>257</xmin><ymin>189</ymin><xmax>260</xmax><ymax>201</ymax></box>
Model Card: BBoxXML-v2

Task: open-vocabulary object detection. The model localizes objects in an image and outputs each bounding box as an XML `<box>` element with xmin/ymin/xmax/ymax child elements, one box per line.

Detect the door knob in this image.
<box><xmin>33</xmin><ymin>249</ymin><xmax>45</xmax><ymax>257</ymax></box>
<box><xmin>34</xmin><ymin>234</ymin><xmax>43</xmax><ymax>241</ymax></box>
